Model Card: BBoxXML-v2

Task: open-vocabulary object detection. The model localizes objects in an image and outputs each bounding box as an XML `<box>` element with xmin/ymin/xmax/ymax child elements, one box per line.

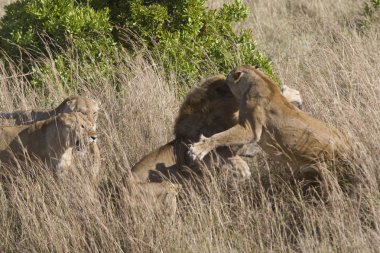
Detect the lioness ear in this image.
<box><xmin>233</xmin><ymin>71</ymin><xmax>244</xmax><ymax>82</ymax></box>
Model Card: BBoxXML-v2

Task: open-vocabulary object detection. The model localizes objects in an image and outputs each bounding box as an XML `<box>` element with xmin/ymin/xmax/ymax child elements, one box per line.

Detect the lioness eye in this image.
<box><xmin>81</xmin><ymin>124</ymin><xmax>85</xmax><ymax>128</ymax></box>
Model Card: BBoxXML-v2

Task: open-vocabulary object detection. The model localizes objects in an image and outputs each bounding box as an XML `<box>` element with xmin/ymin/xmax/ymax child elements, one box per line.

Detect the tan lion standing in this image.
<box><xmin>0</xmin><ymin>112</ymin><xmax>97</xmax><ymax>177</ymax></box>
<box><xmin>189</xmin><ymin>65</ymin><xmax>353</xmax><ymax>187</ymax></box>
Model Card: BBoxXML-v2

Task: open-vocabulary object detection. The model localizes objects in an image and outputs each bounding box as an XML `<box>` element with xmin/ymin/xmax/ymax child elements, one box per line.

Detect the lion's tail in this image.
<box><xmin>0</xmin><ymin>112</ymin><xmax>16</xmax><ymax>119</ymax></box>
<box><xmin>0</xmin><ymin>111</ymin><xmax>32</xmax><ymax>125</ymax></box>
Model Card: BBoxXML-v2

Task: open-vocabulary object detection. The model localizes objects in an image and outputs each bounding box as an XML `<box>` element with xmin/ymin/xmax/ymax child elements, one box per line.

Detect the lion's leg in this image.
<box><xmin>224</xmin><ymin>155</ymin><xmax>251</xmax><ymax>179</ymax></box>
<box><xmin>89</xmin><ymin>142</ymin><xmax>101</xmax><ymax>180</ymax></box>
<box><xmin>189</xmin><ymin>121</ymin><xmax>258</xmax><ymax>161</ymax></box>
<box><xmin>295</xmin><ymin>162</ymin><xmax>333</xmax><ymax>199</ymax></box>
<box><xmin>131</xmin><ymin>181</ymin><xmax>180</xmax><ymax>221</ymax></box>
<box><xmin>189</xmin><ymin>103</ymin><xmax>266</xmax><ymax>161</ymax></box>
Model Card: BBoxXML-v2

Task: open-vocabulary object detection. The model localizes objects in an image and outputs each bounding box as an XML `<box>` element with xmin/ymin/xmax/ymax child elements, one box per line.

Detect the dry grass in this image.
<box><xmin>1</xmin><ymin>0</ymin><xmax>380</xmax><ymax>252</ymax></box>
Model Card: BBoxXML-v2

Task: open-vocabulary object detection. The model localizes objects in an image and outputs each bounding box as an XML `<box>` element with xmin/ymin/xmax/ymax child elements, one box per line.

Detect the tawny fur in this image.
<box><xmin>131</xmin><ymin>74</ymin><xmax>303</xmax><ymax>183</ymax></box>
<box><xmin>0</xmin><ymin>112</ymin><xmax>97</xmax><ymax>177</ymax></box>
<box><xmin>0</xmin><ymin>96</ymin><xmax>101</xmax><ymax>177</ymax></box>
<box><xmin>131</xmin><ymin>73</ymin><xmax>303</xmax><ymax>215</ymax></box>
<box><xmin>0</xmin><ymin>96</ymin><xmax>100</xmax><ymax>126</ymax></box>
<box><xmin>189</xmin><ymin>65</ymin><xmax>351</xmax><ymax>181</ymax></box>
<box><xmin>127</xmin><ymin>181</ymin><xmax>181</xmax><ymax>221</ymax></box>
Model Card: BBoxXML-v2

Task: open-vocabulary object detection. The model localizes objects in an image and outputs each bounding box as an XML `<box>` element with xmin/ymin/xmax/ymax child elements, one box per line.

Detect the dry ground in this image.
<box><xmin>0</xmin><ymin>0</ymin><xmax>380</xmax><ymax>252</ymax></box>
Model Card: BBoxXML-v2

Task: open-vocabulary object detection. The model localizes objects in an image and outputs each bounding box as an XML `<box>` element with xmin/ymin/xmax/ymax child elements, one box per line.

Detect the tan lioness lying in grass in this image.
<box><xmin>0</xmin><ymin>96</ymin><xmax>100</xmax><ymax>126</ymax></box>
<box><xmin>0</xmin><ymin>96</ymin><xmax>101</xmax><ymax>177</ymax></box>
<box><xmin>0</xmin><ymin>112</ymin><xmax>97</xmax><ymax>177</ymax></box>
<box><xmin>131</xmin><ymin>74</ymin><xmax>303</xmax><ymax>184</ymax></box>
<box><xmin>189</xmin><ymin>65</ymin><xmax>352</xmax><ymax>185</ymax></box>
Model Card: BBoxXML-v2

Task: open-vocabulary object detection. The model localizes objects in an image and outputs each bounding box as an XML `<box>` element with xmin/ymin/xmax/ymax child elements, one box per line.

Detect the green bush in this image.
<box><xmin>0</xmin><ymin>0</ymin><xmax>114</xmax><ymax>59</ymax></box>
<box><xmin>0</xmin><ymin>0</ymin><xmax>117</xmax><ymax>87</ymax></box>
<box><xmin>88</xmin><ymin>0</ymin><xmax>276</xmax><ymax>85</ymax></box>
<box><xmin>0</xmin><ymin>0</ymin><xmax>276</xmax><ymax>89</ymax></box>
<box><xmin>357</xmin><ymin>0</ymin><xmax>380</xmax><ymax>31</ymax></box>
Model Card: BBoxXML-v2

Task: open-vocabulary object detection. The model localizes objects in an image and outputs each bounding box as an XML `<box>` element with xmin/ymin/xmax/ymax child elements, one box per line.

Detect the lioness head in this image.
<box><xmin>57</xmin><ymin>96</ymin><xmax>100</xmax><ymax>129</ymax></box>
<box><xmin>45</xmin><ymin>112</ymin><xmax>97</xmax><ymax>153</ymax></box>
<box><xmin>226</xmin><ymin>65</ymin><xmax>278</xmax><ymax>100</ymax></box>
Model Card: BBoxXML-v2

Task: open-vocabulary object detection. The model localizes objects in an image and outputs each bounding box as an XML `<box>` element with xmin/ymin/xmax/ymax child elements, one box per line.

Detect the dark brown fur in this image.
<box><xmin>131</xmin><ymin>75</ymin><xmax>250</xmax><ymax>183</ymax></box>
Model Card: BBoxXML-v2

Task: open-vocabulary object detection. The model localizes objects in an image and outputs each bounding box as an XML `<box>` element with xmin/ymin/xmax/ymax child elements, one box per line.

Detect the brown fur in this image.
<box><xmin>131</xmin><ymin>75</ymin><xmax>250</xmax><ymax>183</ymax></box>
<box><xmin>127</xmin><ymin>181</ymin><xmax>181</xmax><ymax>221</ymax></box>
<box><xmin>131</xmin><ymin>73</ymin><xmax>304</xmax><ymax>214</ymax></box>
<box><xmin>0</xmin><ymin>96</ymin><xmax>100</xmax><ymax>126</ymax></box>
<box><xmin>131</xmin><ymin>74</ymin><xmax>302</xmax><ymax>183</ymax></box>
<box><xmin>189</xmin><ymin>65</ymin><xmax>352</xmax><ymax>183</ymax></box>
<box><xmin>0</xmin><ymin>112</ymin><xmax>97</xmax><ymax>177</ymax></box>
<box><xmin>0</xmin><ymin>96</ymin><xmax>101</xmax><ymax>177</ymax></box>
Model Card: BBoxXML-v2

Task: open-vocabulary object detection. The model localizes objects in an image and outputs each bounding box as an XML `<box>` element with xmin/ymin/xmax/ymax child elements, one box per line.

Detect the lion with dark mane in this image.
<box><xmin>131</xmin><ymin>74</ymin><xmax>303</xmax><ymax>184</ymax></box>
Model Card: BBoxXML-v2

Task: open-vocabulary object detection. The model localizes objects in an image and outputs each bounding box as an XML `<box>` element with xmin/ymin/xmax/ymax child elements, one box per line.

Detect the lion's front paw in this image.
<box><xmin>188</xmin><ymin>135</ymin><xmax>213</xmax><ymax>161</ymax></box>
<box><xmin>226</xmin><ymin>156</ymin><xmax>251</xmax><ymax>179</ymax></box>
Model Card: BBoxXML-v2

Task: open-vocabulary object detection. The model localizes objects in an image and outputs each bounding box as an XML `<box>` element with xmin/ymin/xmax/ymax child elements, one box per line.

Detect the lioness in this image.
<box><xmin>131</xmin><ymin>74</ymin><xmax>303</xmax><ymax>183</ymax></box>
<box><xmin>0</xmin><ymin>96</ymin><xmax>100</xmax><ymax>126</ymax></box>
<box><xmin>189</xmin><ymin>65</ymin><xmax>351</xmax><ymax>183</ymax></box>
<box><xmin>0</xmin><ymin>112</ymin><xmax>97</xmax><ymax>177</ymax></box>
<box><xmin>0</xmin><ymin>96</ymin><xmax>101</xmax><ymax>177</ymax></box>
<box><xmin>127</xmin><ymin>181</ymin><xmax>181</xmax><ymax>221</ymax></box>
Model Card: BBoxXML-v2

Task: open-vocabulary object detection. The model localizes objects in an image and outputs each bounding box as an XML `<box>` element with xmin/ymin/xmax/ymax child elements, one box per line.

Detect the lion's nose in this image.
<box><xmin>91</xmin><ymin>136</ymin><xmax>97</xmax><ymax>142</ymax></box>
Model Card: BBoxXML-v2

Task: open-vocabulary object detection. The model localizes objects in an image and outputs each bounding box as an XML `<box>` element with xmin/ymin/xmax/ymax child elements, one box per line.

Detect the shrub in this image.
<box><xmin>0</xmin><ymin>0</ymin><xmax>114</xmax><ymax>59</ymax></box>
<box><xmin>0</xmin><ymin>0</ymin><xmax>276</xmax><ymax>89</ymax></box>
<box><xmin>356</xmin><ymin>0</ymin><xmax>380</xmax><ymax>31</ymax></box>
<box><xmin>0</xmin><ymin>0</ymin><xmax>116</xmax><ymax>87</ymax></box>
<box><xmin>88</xmin><ymin>0</ymin><xmax>276</xmax><ymax>86</ymax></box>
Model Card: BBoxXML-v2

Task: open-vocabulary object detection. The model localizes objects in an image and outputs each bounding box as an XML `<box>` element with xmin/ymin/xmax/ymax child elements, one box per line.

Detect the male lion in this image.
<box><xmin>0</xmin><ymin>96</ymin><xmax>101</xmax><ymax>177</ymax></box>
<box><xmin>131</xmin><ymin>74</ymin><xmax>303</xmax><ymax>183</ymax></box>
<box><xmin>0</xmin><ymin>112</ymin><xmax>97</xmax><ymax>177</ymax></box>
<box><xmin>189</xmin><ymin>65</ymin><xmax>352</xmax><ymax>185</ymax></box>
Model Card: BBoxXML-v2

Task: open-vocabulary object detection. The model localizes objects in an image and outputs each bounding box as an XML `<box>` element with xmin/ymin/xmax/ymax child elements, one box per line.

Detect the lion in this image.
<box><xmin>0</xmin><ymin>112</ymin><xmax>97</xmax><ymax>177</ymax></box>
<box><xmin>189</xmin><ymin>65</ymin><xmax>352</xmax><ymax>186</ymax></box>
<box><xmin>127</xmin><ymin>181</ymin><xmax>181</xmax><ymax>221</ymax></box>
<box><xmin>0</xmin><ymin>96</ymin><xmax>101</xmax><ymax>178</ymax></box>
<box><xmin>131</xmin><ymin>74</ymin><xmax>303</xmax><ymax>184</ymax></box>
<box><xmin>0</xmin><ymin>96</ymin><xmax>100</xmax><ymax>127</ymax></box>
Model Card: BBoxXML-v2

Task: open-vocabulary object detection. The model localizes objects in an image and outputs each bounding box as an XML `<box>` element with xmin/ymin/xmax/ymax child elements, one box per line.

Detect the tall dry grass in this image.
<box><xmin>0</xmin><ymin>0</ymin><xmax>379</xmax><ymax>252</ymax></box>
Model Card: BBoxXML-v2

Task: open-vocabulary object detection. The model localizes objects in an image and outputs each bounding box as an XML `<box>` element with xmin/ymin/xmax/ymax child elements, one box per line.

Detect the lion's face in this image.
<box><xmin>53</xmin><ymin>112</ymin><xmax>97</xmax><ymax>152</ymax></box>
<box><xmin>61</xmin><ymin>96</ymin><xmax>100</xmax><ymax>129</ymax></box>
<box><xmin>226</xmin><ymin>65</ymin><xmax>274</xmax><ymax>100</ymax></box>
